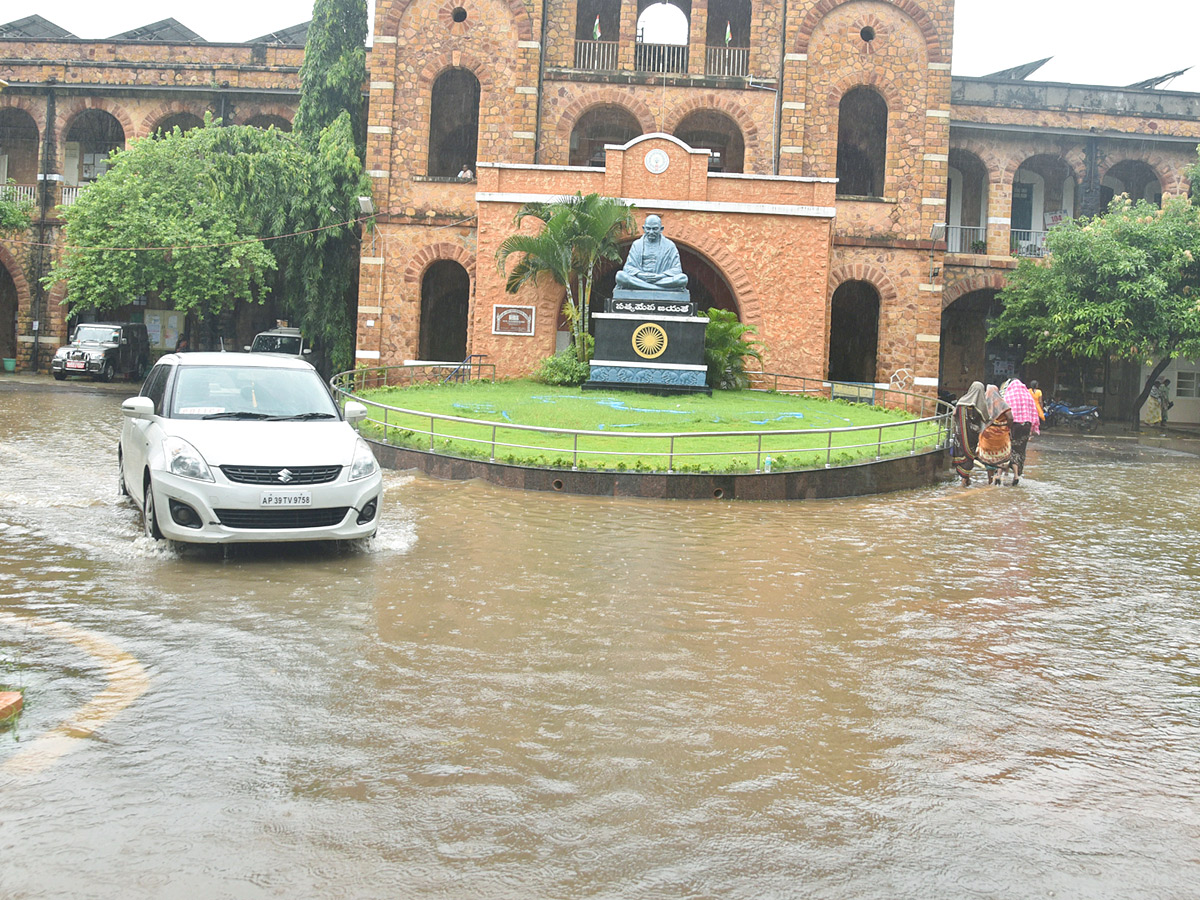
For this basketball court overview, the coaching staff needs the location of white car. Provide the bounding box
[119,352,382,545]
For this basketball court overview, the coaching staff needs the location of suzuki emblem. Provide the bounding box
[277,468,294,483]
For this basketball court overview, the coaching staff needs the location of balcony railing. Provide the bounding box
[705,45,749,77]
[60,185,84,207]
[574,39,619,71]
[1011,229,1048,257]
[635,41,688,75]
[946,224,987,254]
[1,184,38,205]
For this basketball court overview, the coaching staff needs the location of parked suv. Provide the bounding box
[246,326,308,356]
[52,322,151,382]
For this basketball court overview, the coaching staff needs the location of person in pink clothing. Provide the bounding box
[1002,377,1041,486]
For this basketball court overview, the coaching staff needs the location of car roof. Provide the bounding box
[165,352,317,371]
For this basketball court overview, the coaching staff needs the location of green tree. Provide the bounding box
[0,181,32,233]
[294,0,368,152]
[47,123,277,321]
[496,193,635,363]
[703,307,764,389]
[990,186,1200,429]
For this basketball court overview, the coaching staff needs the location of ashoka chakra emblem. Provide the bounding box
[632,323,668,359]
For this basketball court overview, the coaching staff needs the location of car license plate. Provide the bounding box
[66,361,85,369]
[260,491,312,507]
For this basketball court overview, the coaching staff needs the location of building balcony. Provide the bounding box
[705,45,749,77]
[635,41,688,75]
[946,224,988,254]
[574,39,620,72]
[1011,229,1048,257]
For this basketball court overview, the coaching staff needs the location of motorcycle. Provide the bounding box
[1044,398,1100,433]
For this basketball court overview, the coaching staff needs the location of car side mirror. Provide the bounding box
[302,348,312,355]
[243,345,251,352]
[121,337,128,345]
[344,400,368,424]
[121,396,156,420]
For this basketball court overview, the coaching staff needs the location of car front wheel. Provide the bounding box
[118,448,128,497]
[143,476,163,540]
[53,370,66,381]
[98,361,115,383]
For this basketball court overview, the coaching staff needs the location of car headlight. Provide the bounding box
[162,436,214,482]
[349,437,378,481]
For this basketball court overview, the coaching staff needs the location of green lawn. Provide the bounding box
[353,380,944,473]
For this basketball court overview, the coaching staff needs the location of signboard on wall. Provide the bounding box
[492,305,535,336]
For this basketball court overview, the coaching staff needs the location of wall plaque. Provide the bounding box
[492,305,535,336]
[644,148,670,174]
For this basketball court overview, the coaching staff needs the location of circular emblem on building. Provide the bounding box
[632,323,668,359]
[644,148,670,175]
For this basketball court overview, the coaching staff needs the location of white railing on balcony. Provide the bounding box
[574,39,620,71]
[1011,229,1048,257]
[60,185,83,207]
[635,41,688,74]
[1,184,38,205]
[705,45,749,77]
[946,224,988,254]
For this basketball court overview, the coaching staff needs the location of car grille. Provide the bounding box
[214,508,350,529]
[220,465,342,485]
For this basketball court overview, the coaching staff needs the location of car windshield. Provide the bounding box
[75,326,120,343]
[252,334,302,354]
[170,365,339,420]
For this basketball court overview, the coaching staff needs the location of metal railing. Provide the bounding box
[60,185,83,207]
[1011,229,1048,257]
[1,184,37,205]
[946,224,987,254]
[705,45,749,76]
[635,41,688,74]
[331,364,952,475]
[574,39,620,71]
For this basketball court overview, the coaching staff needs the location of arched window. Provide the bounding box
[946,149,990,252]
[65,109,125,186]
[0,108,40,186]
[243,114,292,132]
[568,105,641,167]
[152,112,204,137]
[674,109,744,173]
[1012,155,1077,256]
[1102,160,1162,208]
[428,68,480,178]
[828,281,879,383]
[420,260,471,361]
[705,0,751,76]
[636,0,691,74]
[836,87,887,198]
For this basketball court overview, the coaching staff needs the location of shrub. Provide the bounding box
[704,308,765,390]
[535,345,592,386]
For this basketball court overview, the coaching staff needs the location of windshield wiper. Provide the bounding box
[201,411,272,420]
[265,412,339,421]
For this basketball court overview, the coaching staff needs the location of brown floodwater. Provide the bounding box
[2,383,1199,899]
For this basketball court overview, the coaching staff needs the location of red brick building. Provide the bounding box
[2,2,1199,415]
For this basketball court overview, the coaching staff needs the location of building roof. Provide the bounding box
[107,18,204,42]
[248,22,310,46]
[0,15,77,40]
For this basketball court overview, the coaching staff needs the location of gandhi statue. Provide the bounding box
[615,215,689,292]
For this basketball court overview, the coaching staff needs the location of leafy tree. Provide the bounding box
[991,183,1200,428]
[47,123,277,321]
[496,193,635,363]
[294,0,368,153]
[0,182,32,233]
[703,307,764,389]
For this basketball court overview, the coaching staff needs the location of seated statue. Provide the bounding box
[615,215,689,292]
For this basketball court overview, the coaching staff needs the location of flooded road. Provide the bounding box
[3,382,1199,899]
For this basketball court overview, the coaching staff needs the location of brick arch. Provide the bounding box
[0,97,47,139]
[795,0,947,63]
[403,242,477,286]
[941,273,1008,311]
[826,70,905,114]
[382,0,534,41]
[949,141,1007,190]
[827,264,899,309]
[139,102,211,139]
[233,104,296,128]
[0,244,32,310]
[664,224,764,328]
[56,98,135,145]
[1001,151,1083,189]
[417,51,499,96]
[1099,152,1176,195]
[555,89,658,150]
[664,94,760,145]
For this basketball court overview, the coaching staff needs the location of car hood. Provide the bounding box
[163,419,361,467]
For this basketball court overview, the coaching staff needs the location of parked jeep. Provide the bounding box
[52,322,151,382]
[246,326,309,356]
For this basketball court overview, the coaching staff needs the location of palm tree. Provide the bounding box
[496,193,635,363]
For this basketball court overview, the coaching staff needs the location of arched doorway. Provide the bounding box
[1102,159,1162,208]
[152,112,204,136]
[419,260,470,361]
[568,105,641,167]
[836,87,887,197]
[428,68,480,177]
[64,109,125,185]
[938,289,1011,395]
[828,281,879,382]
[674,110,745,173]
[0,108,40,187]
[0,264,17,363]
[592,240,738,316]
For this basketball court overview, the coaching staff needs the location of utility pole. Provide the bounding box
[31,85,58,372]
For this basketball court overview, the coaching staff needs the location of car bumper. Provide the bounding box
[52,358,104,376]
[149,470,383,544]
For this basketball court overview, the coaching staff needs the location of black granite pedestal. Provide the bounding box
[584,289,711,395]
